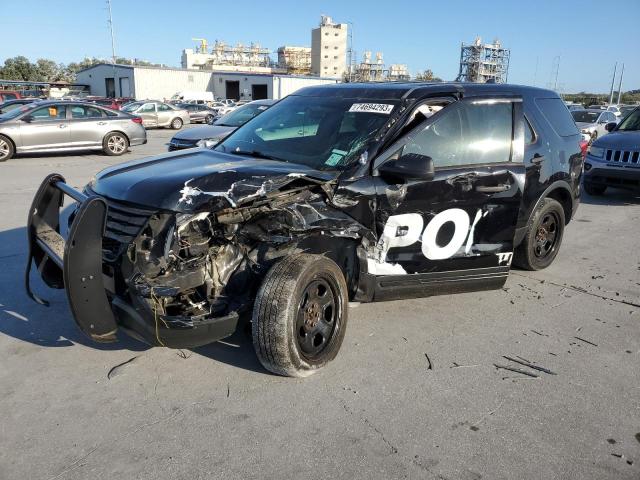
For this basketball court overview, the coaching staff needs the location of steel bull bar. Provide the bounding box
[25,173,118,342]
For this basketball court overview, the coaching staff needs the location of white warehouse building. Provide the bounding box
[76,64,337,101]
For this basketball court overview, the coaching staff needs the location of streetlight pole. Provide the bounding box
[608,62,617,106]
[107,0,116,64]
[616,63,625,105]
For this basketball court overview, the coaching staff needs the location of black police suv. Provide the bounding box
[26,83,583,377]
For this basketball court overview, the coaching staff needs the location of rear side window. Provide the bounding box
[535,98,579,137]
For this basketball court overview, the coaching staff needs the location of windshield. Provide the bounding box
[121,102,143,112]
[215,95,396,170]
[572,111,599,123]
[215,102,271,127]
[620,106,637,117]
[616,109,640,131]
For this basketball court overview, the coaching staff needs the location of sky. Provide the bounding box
[0,0,638,94]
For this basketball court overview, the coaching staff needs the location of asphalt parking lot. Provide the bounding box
[0,127,639,480]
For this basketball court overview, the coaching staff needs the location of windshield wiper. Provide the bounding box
[229,149,283,161]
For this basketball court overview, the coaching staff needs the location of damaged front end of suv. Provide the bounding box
[25,156,369,349]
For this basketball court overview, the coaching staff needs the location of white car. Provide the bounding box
[606,105,622,117]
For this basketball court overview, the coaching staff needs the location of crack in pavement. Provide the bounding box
[511,272,640,309]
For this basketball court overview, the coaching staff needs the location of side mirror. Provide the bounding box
[22,115,33,122]
[605,122,617,132]
[378,153,434,181]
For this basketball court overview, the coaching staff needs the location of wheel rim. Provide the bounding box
[173,119,182,128]
[107,135,126,154]
[296,278,338,359]
[206,115,213,124]
[0,139,9,159]
[534,211,560,258]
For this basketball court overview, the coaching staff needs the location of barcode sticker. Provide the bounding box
[348,103,394,114]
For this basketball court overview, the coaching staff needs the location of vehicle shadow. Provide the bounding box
[194,321,268,375]
[580,187,640,206]
[0,225,148,352]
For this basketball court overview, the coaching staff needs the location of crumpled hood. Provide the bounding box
[592,130,640,150]
[91,149,335,213]
[171,125,235,142]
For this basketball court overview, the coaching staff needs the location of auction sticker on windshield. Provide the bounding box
[348,103,394,114]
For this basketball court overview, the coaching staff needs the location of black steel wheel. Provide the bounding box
[252,254,348,377]
[514,197,565,271]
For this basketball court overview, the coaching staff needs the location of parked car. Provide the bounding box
[566,104,584,112]
[87,97,135,110]
[209,101,236,116]
[171,91,214,104]
[168,99,276,151]
[121,101,190,129]
[175,103,219,125]
[0,98,39,113]
[605,105,622,117]
[619,105,638,118]
[583,106,640,195]
[0,100,146,161]
[25,83,583,377]
[0,90,21,102]
[572,109,618,141]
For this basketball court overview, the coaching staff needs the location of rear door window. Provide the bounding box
[535,98,579,137]
[70,105,104,119]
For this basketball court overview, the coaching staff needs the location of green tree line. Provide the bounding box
[0,56,163,83]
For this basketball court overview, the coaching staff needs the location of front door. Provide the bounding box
[371,96,526,299]
[19,104,71,151]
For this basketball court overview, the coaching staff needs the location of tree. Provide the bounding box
[0,56,37,81]
[414,69,443,82]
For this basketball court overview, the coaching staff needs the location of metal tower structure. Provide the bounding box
[456,37,510,83]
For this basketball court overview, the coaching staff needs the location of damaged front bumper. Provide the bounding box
[25,174,239,348]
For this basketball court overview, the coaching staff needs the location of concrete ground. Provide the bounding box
[0,127,639,480]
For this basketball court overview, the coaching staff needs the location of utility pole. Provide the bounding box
[608,62,617,105]
[346,21,354,82]
[616,63,625,105]
[532,56,539,87]
[107,0,116,64]
[552,56,560,91]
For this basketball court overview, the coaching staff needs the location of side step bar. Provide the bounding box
[25,174,118,342]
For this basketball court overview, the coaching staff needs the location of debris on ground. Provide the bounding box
[107,356,139,380]
[574,336,598,347]
[424,353,433,370]
[494,364,539,378]
[502,355,557,375]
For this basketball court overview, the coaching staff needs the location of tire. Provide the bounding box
[514,198,565,271]
[0,135,14,162]
[171,118,183,130]
[583,182,606,196]
[205,114,214,125]
[102,132,128,156]
[252,254,349,377]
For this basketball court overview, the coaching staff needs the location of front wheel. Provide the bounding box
[103,132,129,156]
[252,254,349,377]
[205,114,214,125]
[514,198,565,271]
[171,118,183,130]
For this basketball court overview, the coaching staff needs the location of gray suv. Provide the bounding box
[0,101,147,162]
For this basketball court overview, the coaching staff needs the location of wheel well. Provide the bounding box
[546,187,573,224]
[104,130,129,144]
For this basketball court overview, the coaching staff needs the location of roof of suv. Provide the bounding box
[294,82,559,100]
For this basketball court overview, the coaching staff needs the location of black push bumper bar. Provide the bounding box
[25,173,119,342]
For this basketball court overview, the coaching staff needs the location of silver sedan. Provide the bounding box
[0,101,147,162]
[121,101,190,129]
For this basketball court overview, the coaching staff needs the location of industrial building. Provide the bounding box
[277,46,312,75]
[75,63,337,101]
[351,51,410,82]
[456,37,510,83]
[311,16,348,79]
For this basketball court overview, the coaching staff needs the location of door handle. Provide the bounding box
[475,184,511,193]
[58,124,67,129]
[531,153,544,164]
[97,121,107,125]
